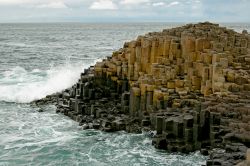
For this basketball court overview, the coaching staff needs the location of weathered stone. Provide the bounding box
[193,124,202,149]
[247,149,250,161]
[185,128,193,143]
[152,137,168,150]
[164,118,174,132]
[52,22,250,165]
[156,116,164,134]
[184,115,194,128]
[129,87,141,117]
[173,118,184,138]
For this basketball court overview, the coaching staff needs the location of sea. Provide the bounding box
[0,23,249,166]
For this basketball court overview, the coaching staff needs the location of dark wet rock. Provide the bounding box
[31,93,59,106]
[82,124,89,130]
[37,108,44,112]
[201,149,209,156]
[93,123,100,129]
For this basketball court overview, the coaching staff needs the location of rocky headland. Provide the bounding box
[34,22,250,166]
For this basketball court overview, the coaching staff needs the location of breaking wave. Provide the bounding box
[0,60,97,103]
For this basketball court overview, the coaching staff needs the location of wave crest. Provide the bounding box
[0,61,96,103]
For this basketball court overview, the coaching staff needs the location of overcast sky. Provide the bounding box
[0,0,249,23]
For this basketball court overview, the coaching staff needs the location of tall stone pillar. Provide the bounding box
[129,87,141,117]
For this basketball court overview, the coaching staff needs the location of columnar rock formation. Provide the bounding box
[53,22,250,165]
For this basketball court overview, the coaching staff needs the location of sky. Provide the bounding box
[0,0,249,23]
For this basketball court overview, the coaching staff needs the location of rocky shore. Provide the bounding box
[35,22,250,166]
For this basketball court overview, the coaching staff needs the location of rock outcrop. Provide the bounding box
[53,22,250,165]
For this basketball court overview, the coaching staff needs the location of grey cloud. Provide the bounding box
[0,0,249,22]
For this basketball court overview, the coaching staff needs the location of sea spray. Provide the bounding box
[0,60,98,103]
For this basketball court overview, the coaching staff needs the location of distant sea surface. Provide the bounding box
[0,23,249,166]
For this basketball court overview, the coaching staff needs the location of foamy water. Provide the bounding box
[0,61,98,103]
[0,102,207,166]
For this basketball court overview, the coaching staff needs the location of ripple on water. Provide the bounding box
[0,102,207,166]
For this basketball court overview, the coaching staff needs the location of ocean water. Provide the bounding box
[0,23,249,166]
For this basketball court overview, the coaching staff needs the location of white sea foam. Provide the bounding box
[0,60,98,103]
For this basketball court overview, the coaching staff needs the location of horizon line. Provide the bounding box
[0,21,250,24]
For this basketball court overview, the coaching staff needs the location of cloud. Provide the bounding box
[152,2,165,7]
[37,2,67,8]
[166,1,180,7]
[0,0,68,8]
[120,0,150,5]
[0,0,31,5]
[89,0,117,10]
[152,1,180,8]
[0,0,249,23]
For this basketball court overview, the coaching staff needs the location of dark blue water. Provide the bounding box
[0,23,249,165]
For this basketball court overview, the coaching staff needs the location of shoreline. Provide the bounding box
[34,22,250,166]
